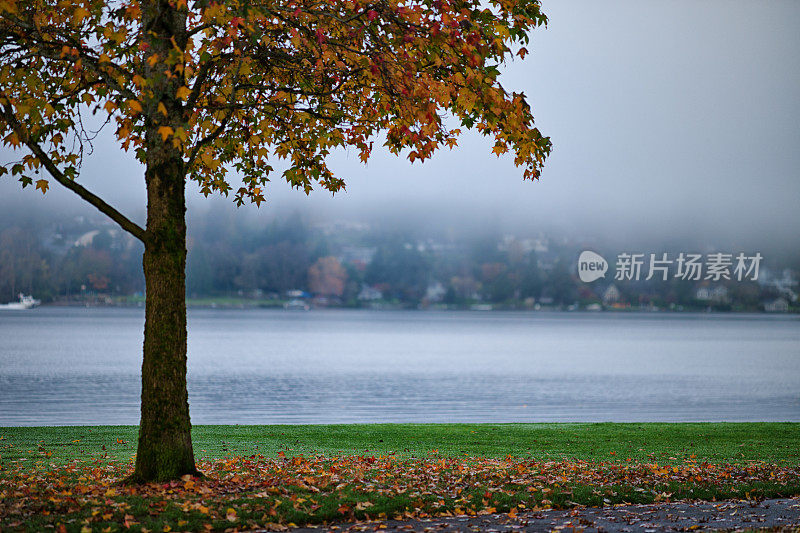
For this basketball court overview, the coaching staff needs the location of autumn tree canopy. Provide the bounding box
[1,0,550,209]
[0,0,550,482]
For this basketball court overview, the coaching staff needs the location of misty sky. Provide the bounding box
[1,0,799,249]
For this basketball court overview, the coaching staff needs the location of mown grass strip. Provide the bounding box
[2,423,799,467]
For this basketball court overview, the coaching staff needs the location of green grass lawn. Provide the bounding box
[2,422,799,466]
[2,423,799,532]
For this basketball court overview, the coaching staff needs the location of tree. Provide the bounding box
[365,241,430,302]
[0,0,551,481]
[234,242,311,294]
[0,225,49,300]
[308,255,346,297]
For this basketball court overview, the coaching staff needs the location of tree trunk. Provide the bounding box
[131,148,198,482]
[127,0,198,484]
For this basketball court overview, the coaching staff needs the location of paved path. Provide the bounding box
[291,498,800,532]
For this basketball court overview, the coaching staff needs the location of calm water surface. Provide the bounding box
[0,308,798,425]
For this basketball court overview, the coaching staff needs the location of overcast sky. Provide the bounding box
[2,0,799,249]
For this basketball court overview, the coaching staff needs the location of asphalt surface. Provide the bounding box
[289,498,800,532]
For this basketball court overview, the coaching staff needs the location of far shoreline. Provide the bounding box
[26,300,800,315]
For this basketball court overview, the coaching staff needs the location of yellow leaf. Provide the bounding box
[176,86,191,101]
[73,7,90,24]
[157,102,168,116]
[158,126,174,141]
[0,0,19,14]
[103,101,116,114]
[200,150,219,170]
[173,127,188,142]
[127,100,142,113]
[35,179,49,194]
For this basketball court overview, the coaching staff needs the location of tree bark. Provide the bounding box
[128,0,198,484]
[131,145,198,482]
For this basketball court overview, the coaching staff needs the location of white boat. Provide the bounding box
[283,299,310,311]
[0,293,41,310]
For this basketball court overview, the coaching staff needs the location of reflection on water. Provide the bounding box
[1,308,798,425]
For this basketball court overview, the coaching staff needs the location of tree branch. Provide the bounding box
[0,101,148,244]
[2,14,137,101]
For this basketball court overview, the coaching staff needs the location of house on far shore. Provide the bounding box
[425,281,447,303]
[357,285,383,302]
[696,284,728,303]
[74,229,101,247]
[764,297,790,313]
[285,289,311,300]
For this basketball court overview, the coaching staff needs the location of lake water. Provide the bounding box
[0,308,798,426]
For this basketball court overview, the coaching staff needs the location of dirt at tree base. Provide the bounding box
[288,497,800,532]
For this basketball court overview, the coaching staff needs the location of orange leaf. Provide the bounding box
[158,126,174,141]
[73,7,90,24]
